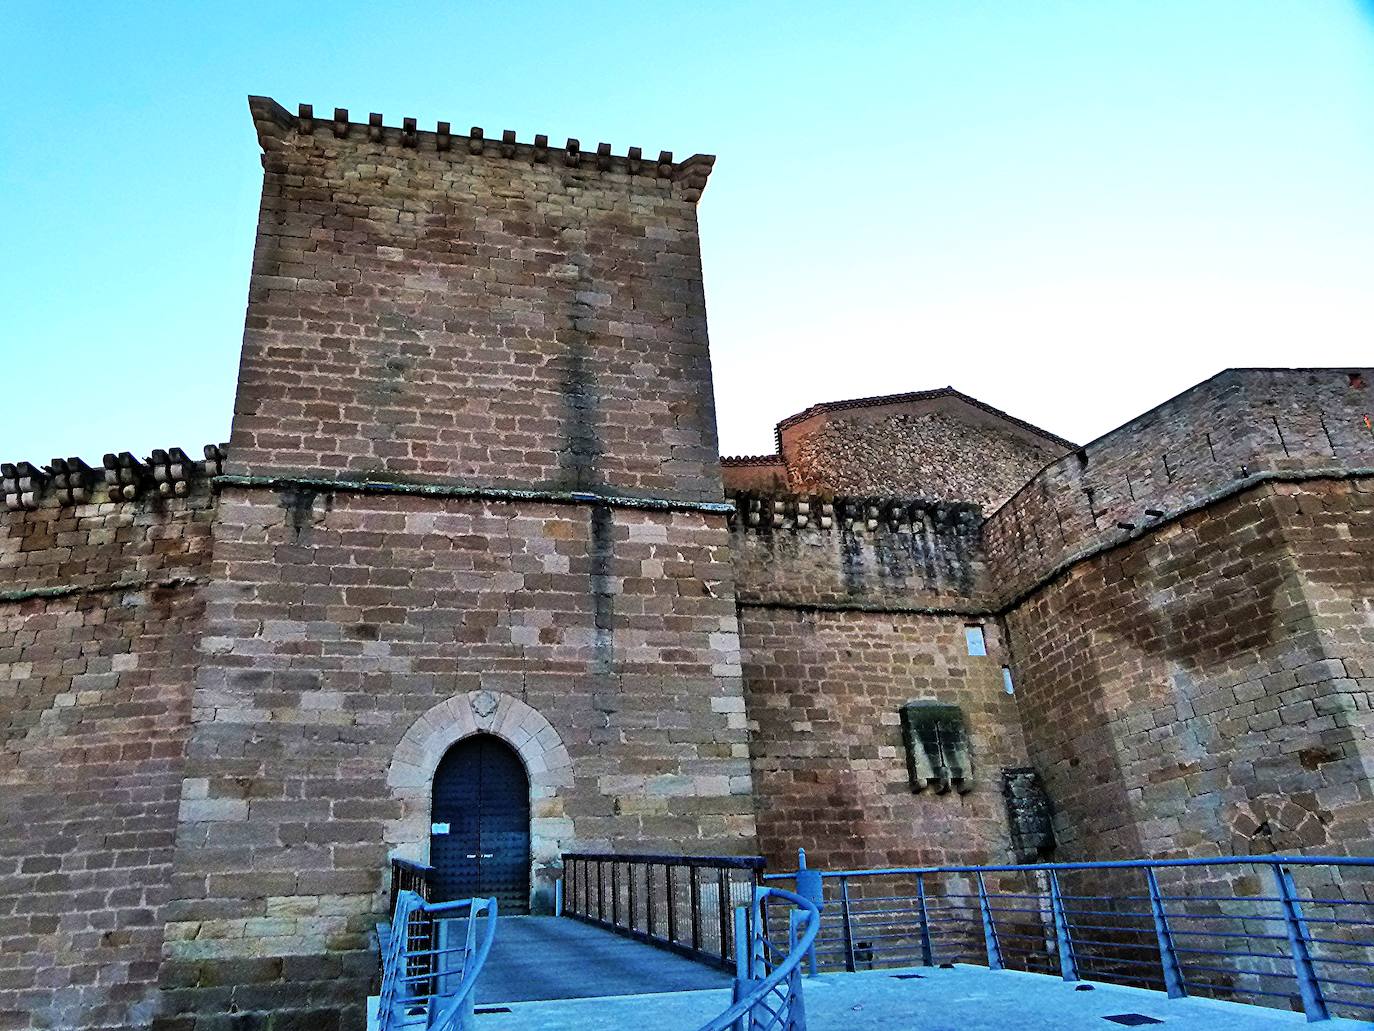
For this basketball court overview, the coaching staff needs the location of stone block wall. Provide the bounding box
[729,489,1023,870]
[728,491,990,612]
[1002,477,1374,862]
[0,479,215,1031]
[984,368,1374,605]
[154,98,752,1029]
[720,455,787,493]
[231,97,721,502]
[740,607,1026,871]
[777,391,1070,509]
[159,487,752,1029]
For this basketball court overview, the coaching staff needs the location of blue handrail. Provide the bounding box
[378,891,498,1031]
[695,886,821,1031]
[763,854,1374,880]
[763,852,1374,1023]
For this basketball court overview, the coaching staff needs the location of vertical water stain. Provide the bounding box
[588,503,616,675]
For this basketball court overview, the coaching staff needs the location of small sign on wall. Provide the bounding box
[431,822,451,835]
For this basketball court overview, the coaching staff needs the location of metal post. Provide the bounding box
[555,876,564,917]
[839,876,858,973]
[690,864,702,952]
[916,873,934,967]
[718,867,731,965]
[1048,870,1079,982]
[1272,863,1329,1022]
[647,863,657,939]
[734,905,750,978]
[612,861,621,929]
[977,872,1004,971]
[751,887,768,979]
[1145,867,1185,999]
[629,859,638,934]
[597,859,605,923]
[668,863,679,945]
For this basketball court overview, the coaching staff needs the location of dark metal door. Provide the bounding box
[430,735,531,913]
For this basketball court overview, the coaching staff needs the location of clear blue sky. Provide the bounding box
[2,1,1372,462]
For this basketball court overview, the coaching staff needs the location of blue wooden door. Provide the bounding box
[430,735,531,913]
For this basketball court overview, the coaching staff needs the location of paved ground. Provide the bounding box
[473,964,1374,1030]
[472,916,731,1004]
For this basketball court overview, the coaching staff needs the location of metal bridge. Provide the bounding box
[370,851,1374,1030]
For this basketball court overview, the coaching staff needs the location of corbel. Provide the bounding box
[49,457,93,505]
[1,461,46,511]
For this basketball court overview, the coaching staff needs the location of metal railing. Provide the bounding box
[561,851,766,968]
[377,891,497,1031]
[389,858,433,917]
[696,886,821,1031]
[765,853,1374,1022]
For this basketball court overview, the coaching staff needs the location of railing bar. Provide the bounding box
[1157,894,1283,903]
[1176,963,1299,980]
[1181,985,1303,1001]
[1312,955,1374,969]
[1171,948,1290,962]
[1068,937,1165,951]
[1060,921,1156,935]
[1321,996,1374,1011]
[1313,974,1374,990]
[1308,935,1374,948]
[1075,954,1174,968]
[1161,912,1285,923]
[1304,916,1374,927]
[1169,929,1290,941]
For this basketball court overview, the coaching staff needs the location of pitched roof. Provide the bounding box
[773,386,1076,453]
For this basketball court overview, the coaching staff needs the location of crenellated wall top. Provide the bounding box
[247,96,716,200]
[1,444,228,511]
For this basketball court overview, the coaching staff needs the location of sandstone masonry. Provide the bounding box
[1,93,1372,1030]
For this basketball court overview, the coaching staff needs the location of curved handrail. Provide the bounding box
[695,886,821,1031]
[379,891,498,1031]
[763,853,1374,881]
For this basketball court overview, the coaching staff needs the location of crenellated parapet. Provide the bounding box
[248,96,716,201]
[726,489,991,612]
[729,490,981,535]
[1,443,228,511]
[983,368,1374,605]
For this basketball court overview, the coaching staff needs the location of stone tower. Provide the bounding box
[157,98,753,1029]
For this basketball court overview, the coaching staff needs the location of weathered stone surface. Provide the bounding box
[3,88,1374,1031]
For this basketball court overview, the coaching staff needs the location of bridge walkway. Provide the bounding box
[461,915,731,1006]
[473,964,1374,1031]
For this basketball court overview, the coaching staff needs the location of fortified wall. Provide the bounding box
[989,370,1374,864]
[728,369,1374,880]
[0,450,223,1031]
[728,493,1028,871]
[3,89,1374,1031]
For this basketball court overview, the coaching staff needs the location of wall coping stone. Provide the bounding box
[215,473,736,514]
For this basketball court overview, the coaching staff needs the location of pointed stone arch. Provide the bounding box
[386,690,574,911]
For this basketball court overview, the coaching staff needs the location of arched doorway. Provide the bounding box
[430,734,532,913]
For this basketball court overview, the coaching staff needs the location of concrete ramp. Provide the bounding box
[471,916,731,1005]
